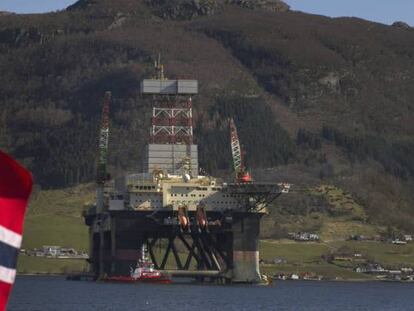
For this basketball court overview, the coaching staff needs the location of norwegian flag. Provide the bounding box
[0,151,33,311]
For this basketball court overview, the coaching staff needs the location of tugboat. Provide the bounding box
[104,244,171,284]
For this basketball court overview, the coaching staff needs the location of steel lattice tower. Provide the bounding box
[150,96,193,145]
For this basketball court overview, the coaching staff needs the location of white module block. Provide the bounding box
[177,80,198,94]
[141,79,198,94]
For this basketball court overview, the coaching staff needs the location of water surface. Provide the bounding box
[8,276,414,310]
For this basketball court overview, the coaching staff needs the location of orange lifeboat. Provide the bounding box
[196,206,208,229]
[178,206,189,230]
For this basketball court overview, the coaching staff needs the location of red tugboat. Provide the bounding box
[104,244,171,284]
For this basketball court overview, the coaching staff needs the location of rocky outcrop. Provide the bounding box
[392,21,411,29]
[108,13,128,30]
[227,0,290,13]
[145,0,289,20]
[144,0,222,20]
[0,11,15,16]
[66,0,289,19]
[0,27,44,46]
[66,0,98,11]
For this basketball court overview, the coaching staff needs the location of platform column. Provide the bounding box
[231,213,262,283]
[110,217,116,273]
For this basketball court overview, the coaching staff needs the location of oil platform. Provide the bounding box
[84,60,290,283]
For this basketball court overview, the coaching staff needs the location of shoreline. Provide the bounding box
[16,272,414,284]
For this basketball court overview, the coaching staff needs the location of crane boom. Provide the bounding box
[229,118,243,174]
[96,91,111,280]
[97,91,111,184]
[229,118,252,183]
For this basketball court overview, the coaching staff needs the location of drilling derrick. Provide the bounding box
[229,118,252,183]
[142,58,198,177]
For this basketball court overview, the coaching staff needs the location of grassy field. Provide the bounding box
[23,215,88,251]
[311,185,366,221]
[17,256,88,274]
[258,239,368,279]
[22,184,94,251]
[259,239,414,279]
[260,240,329,264]
[260,263,372,280]
[320,219,380,241]
[18,184,93,274]
[333,241,414,267]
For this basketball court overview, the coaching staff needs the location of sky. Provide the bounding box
[0,0,413,26]
[0,0,76,14]
[284,0,414,26]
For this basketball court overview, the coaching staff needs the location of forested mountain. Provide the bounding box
[0,0,413,230]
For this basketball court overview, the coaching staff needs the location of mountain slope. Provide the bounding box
[0,0,413,230]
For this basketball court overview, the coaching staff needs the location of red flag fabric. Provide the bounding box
[0,151,33,311]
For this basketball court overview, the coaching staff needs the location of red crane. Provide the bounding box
[229,118,252,183]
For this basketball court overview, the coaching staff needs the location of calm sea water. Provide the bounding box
[7,276,414,311]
